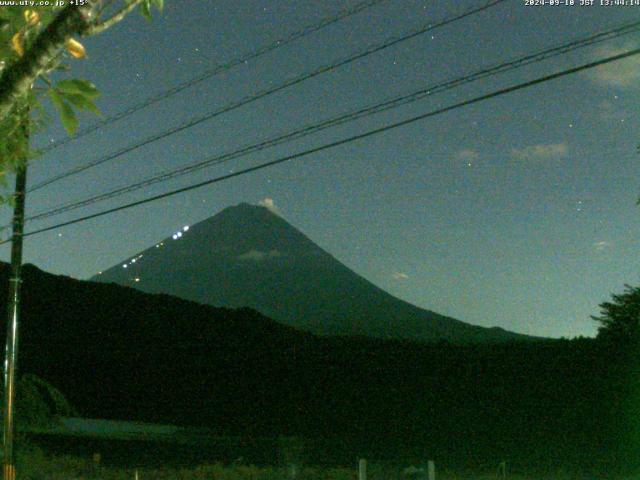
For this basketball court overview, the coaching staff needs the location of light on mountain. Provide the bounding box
[183,226,189,231]
[177,232,183,238]
[122,264,127,268]
[172,234,178,240]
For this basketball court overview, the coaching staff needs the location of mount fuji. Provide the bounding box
[93,203,532,343]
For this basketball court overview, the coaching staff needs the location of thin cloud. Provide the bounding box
[587,43,640,88]
[258,197,280,214]
[392,272,410,281]
[593,241,610,252]
[511,143,568,161]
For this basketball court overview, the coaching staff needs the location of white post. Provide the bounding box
[134,469,139,480]
[358,459,367,480]
[427,460,435,480]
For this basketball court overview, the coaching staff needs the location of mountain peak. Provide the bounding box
[217,202,279,218]
[223,202,270,213]
[189,202,319,256]
[94,204,535,343]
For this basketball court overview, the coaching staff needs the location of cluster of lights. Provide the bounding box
[120,225,190,271]
[122,253,144,269]
[172,225,189,240]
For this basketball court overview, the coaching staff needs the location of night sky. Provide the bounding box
[1,0,638,339]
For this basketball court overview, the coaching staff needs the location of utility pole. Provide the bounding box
[2,125,28,480]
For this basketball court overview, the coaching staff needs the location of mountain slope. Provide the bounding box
[94,203,531,343]
[1,263,314,429]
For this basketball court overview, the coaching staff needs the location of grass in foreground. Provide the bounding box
[15,448,638,480]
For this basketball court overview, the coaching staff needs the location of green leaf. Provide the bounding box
[140,0,152,21]
[0,43,14,61]
[59,103,78,135]
[60,92,101,116]
[48,89,78,135]
[56,79,99,99]
[0,10,24,25]
[47,88,64,111]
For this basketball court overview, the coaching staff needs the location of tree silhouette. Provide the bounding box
[592,284,640,343]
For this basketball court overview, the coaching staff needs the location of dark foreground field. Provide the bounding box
[5,264,640,478]
[16,446,631,480]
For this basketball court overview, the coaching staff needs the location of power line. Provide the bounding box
[36,0,389,154]
[29,0,507,192]
[25,19,640,223]
[11,47,639,243]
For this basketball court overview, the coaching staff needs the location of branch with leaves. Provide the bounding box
[0,4,92,123]
[0,0,162,178]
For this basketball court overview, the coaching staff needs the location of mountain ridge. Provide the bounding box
[0,262,625,472]
[93,203,536,343]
